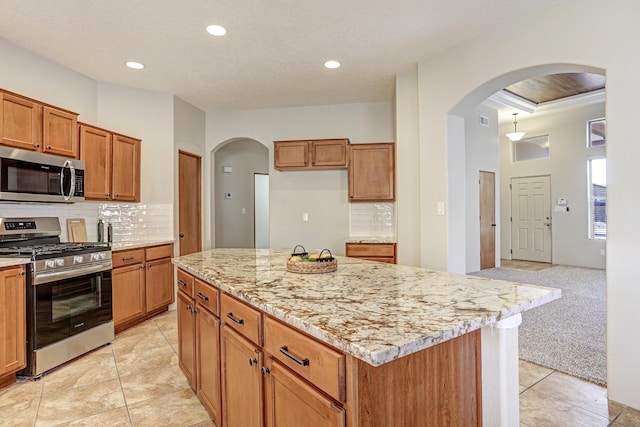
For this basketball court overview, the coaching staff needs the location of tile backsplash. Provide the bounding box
[0,202,173,243]
[348,202,395,238]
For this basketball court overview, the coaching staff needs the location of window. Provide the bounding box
[588,158,607,239]
[513,135,550,162]
[588,118,606,147]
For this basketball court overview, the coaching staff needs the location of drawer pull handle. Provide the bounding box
[178,280,188,287]
[280,346,310,367]
[226,312,245,325]
[196,292,209,302]
[122,256,135,261]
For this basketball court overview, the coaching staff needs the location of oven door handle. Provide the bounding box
[33,261,112,285]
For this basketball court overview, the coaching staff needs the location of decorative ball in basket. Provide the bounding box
[287,245,337,274]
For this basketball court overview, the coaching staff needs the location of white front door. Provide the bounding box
[511,176,552,263]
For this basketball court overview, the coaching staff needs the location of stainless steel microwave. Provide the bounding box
[0,147,85,203]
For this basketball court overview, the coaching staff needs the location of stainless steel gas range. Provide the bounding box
[0,217,113,377]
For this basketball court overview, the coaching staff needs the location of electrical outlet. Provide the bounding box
[303,213,309,222]
[437,202,445,216]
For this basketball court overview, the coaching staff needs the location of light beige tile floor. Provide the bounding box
[1,311,639,426]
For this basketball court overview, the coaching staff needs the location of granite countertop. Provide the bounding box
[172,249,560,367]
[0,257,32,268]
[111,240,175,251]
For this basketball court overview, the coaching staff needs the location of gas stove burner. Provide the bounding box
[0,242,111,258]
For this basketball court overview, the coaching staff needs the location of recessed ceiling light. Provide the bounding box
[206,25,227,36]
[125,61,144,70]
[324,60,341,69]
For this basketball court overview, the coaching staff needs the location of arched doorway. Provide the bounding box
[212,138,269,248]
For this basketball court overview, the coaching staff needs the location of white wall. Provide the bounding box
[96,82,174,204]
[465,104,500,273]
[206,102,394,255]
[395,0,640,409]
[499,103,606,269]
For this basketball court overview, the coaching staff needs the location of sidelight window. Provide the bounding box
[588,158,607,239]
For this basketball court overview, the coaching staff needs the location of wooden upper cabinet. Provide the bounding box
[0,90,78,158]
[42,106,78,158]
[80,125,141,202]
[80,124,112,200]
[348,143,395,202]
[274,138,349,171]
[112,134,140,202]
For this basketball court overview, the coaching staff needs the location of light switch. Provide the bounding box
[437,202,445,216]
[241,208,246,214]
[302,213,309,222]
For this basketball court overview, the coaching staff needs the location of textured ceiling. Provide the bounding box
[0,0,563,111]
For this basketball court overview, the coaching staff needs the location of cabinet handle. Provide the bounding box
[178,280,188,288]
[46,145,52,149]
[279,346,310,367]
[261,367,271,376]
[122,256,135,261]
[34,144,40,148]
[249,357,258,366]
[186,305,192,311]
[226,312,245,325]
[196,292,209,302]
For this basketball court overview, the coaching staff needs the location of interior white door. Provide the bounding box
[511,176,552,263]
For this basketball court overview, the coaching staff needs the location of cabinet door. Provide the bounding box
[43,106,78,158]
[311,139,348,168]
[274,141,309,170]
[112,263,145,327]
[145,257,174,313]
[221,325,263,427]
[264,358,345,427]
[112,134,141,202]
[348,143,395,201]
[0,92,41,151]
[79,124,112,200]
[197,306,221,424]
[178,291,196,387]
[0,266,26,376]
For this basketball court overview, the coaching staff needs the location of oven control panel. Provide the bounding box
[4,220,37,230]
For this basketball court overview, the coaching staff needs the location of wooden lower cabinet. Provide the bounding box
[178,291,197,386]
[221,325,264,427]
[112,263,145,326]
[264,358,345,427]
[196,300,221,423]
[345,242,397,264]
[112,244,174,332]
[0,265,26,388]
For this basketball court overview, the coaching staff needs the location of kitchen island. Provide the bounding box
[173,249,560,427]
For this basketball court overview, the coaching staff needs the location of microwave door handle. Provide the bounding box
[61,160,76,201]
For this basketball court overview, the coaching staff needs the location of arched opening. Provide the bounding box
[448,64,607,387]
[212,137,269,248]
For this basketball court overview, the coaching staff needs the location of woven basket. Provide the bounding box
[286,258,337,274]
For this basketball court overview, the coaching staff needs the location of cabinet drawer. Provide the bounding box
[221,293,262,346]
[112,249,145,268]
[264,317,345,403]
[195,278,219,316]
[177,269,195,298]
[146,244,172,261]
[345,243,395,258]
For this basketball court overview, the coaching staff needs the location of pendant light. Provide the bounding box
[506,113,526,142]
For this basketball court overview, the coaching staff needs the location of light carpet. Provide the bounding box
[470,265,606,385]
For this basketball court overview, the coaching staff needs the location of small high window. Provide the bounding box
[588,118,606,148]
[513,135,550,162]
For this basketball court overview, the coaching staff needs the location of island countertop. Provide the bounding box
[172,248,560,366]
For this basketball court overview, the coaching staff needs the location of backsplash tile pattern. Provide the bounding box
[348,202,395,238]
[0,202,173,243]
[98,203,173,243]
